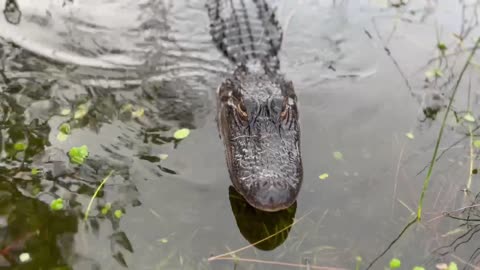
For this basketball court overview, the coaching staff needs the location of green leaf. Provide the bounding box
[434,69,444,77]
[68,145,89,165]
[14,142,26,151]
[114,210,123,219]
[159,154,169,160]
[101,203,111,215]
[173,128,190,140]
[333,151,343,160]
[413,267,425,270]
[60,108,71,116]
[132,108,144,118]
[318,173,329,180]
[406,132,414,139]
[50,198,64,211]
[74,104,89,119]
[464,113,476,122]
[158,238,168,243]
[120,103,133,113]
[448,262,458,270]
[474,140,480,148]
[31,168,40,175]
[59,123,71,134]
[437,42,447,52]
[425,68,444,78]
[389,258,401,269]
[56,132,69,142]
[355,256,362,262]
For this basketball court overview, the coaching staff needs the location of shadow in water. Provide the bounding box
[228,186,296,251]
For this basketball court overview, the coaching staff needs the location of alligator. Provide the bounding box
[206,0,303,212]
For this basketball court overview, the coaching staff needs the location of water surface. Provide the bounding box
[1,0,480,269]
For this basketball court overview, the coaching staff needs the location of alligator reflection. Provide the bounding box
[228,186,296,251]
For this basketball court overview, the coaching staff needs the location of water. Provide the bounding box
[1,0,480,269]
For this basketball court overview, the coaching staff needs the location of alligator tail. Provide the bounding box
[206,0,283,71]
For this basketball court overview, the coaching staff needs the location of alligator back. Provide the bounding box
[206,0,283,72]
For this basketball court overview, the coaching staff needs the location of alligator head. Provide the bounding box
[217,61,303,212]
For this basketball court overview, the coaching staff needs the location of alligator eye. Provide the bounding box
[236,102,248,120]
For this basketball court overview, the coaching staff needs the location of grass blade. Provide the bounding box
[84,170,115,221]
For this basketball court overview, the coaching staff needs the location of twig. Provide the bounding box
[450,254,480,270]
[392,135,407,217]
[210,257,347,270]
[426,203,480,223]
[370,18,414,96]
[416,125,480,176]
[365,218,418,270]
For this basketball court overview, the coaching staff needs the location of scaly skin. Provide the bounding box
[208,0,303,211]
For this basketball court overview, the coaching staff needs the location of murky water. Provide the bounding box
[1,0,480,269]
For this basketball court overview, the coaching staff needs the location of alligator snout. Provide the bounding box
[244,178,298,212]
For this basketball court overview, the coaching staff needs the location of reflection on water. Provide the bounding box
[1,0,480,269]
[228,186,296,251]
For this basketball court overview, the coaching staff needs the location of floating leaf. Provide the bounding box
[60,108,71,116]
[437,42,447,52]
[31,168,40,175]
[19,252,31,263]
[101,203,111,215]
[436,263,448,270]
[406,132,414,139]
[318,173,329,180]
[68,145,89,165]
[159,154,169,160]
[173,128,190,140]
[474,140,480,148]
[56,132,69,142]
[413,267,425,270]
[74,104,89,119]
[333,151,343,160]
[158,238,168,244]
[120,103,133,113]
[448,262,458,270]
[425,68,444,78]
[50,198,64,211]
[389,258,401,269]
[464,113,476,122]
[59,123,71,134]
[14,142,26,151]
[114,210,123,219]
[132,108,144,118]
